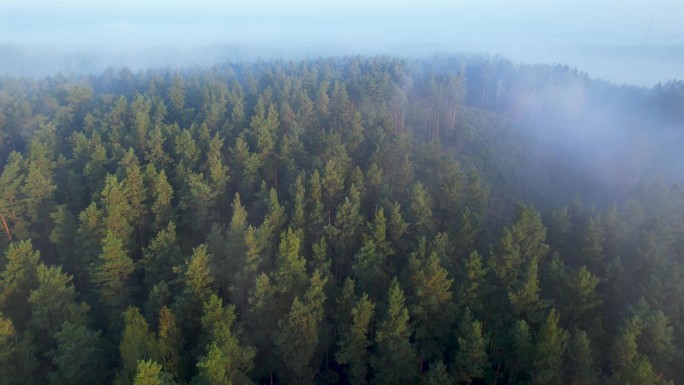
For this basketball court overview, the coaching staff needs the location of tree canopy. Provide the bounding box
[0,55,682,384]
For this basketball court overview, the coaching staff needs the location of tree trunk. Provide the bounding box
[1,213,12,241]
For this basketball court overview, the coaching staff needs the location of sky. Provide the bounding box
[1,0,683,85]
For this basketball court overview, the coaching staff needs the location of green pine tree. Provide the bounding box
[371,278,418,385]
[0,241,41,323]
[532,310,568,385]
[564,329,598,385]
[156,306,184,382]
[274,271,328,385]
[411,252,455,365]
[452,309,488,384]
[49,322,105,385]
[336,293,375,385]
[91,231,135,312]
[117,307,159,385]
[198,294,255,385]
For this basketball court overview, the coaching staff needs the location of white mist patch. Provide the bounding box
[503,74,683,204]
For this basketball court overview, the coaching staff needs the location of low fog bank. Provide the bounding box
[492,43,684,87]
[504,78,684,207]
[0,45,252,77]
[1,43,683,87]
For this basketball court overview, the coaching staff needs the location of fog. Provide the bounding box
[492,67,684,207]
[2,0,683,86]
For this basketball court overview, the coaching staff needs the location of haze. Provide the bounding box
[1,0,683,85]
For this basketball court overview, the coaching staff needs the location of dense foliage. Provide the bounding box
[0,55,683,385]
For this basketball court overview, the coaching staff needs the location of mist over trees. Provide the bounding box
[0,55,683,385]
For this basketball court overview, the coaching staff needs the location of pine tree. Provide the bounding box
[433,157,462,232]
[231,224,265,312]
[274,271,327,385]
[430,232,454,274]
[245,273,277,379]
[193,343,232,385]
[259,187,287,258]
[562,265,602,328]
[205,133,229,208]
[532,310,568,385]
[452,309,488,384]
[174,129,199,170]
[564,329,598,385]
[369,207,393,264]
[411,252,455,365]
[640,309,676,375]
[614,357,673,385]
[457,250,488,315]
[307,169,326,242]
[505,320,533,384]
[181,244,215,303]
[28,264,88,349]
[118,307,159,385]
[322,159,345,216]
[149,167,175,233]
[424,361,454,385]
[145,281,173,328]
[130,94,152,153]
[489,225,546,324]
[454,207,477,257]
[49,205,77,270]
[336,293,375,385]
[508,255,544,322]
[0,314,40,385]
[250,100,279,184]
[101,174,134,246]
[218,194,248,298]
[335,278,357,330]
[145,124,171,170]
[120,148,148,238]
[272,227,307,308]
[49,322,105,385]
[353,238,388,302]
[489,228,521,289]
[290,174,306,231]
[608,301,677,380]
[83,137,109,195]
[91,231,135,311]
[387,201,409,256]
[0,152,28,244]
[198,295,254,385]
[133,360,168,385]
[463,170,488,217]
[609,314,641,373]
[372,278,417,385]
[168,73,186,120]
[156,306,183,382]
[510,204,549,263]
[232,136,260,201]
[179,171,216,237]
[22,138,57,236]
[142,222,182,291]
[1,241,40,311]
[330,184,363,275]
[409,181,434,240]
[75,202,103,279]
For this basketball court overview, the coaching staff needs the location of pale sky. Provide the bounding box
[1,0,683,84]
[2,0,682,46]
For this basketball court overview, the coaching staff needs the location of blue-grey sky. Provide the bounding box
[1,0,683,84]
